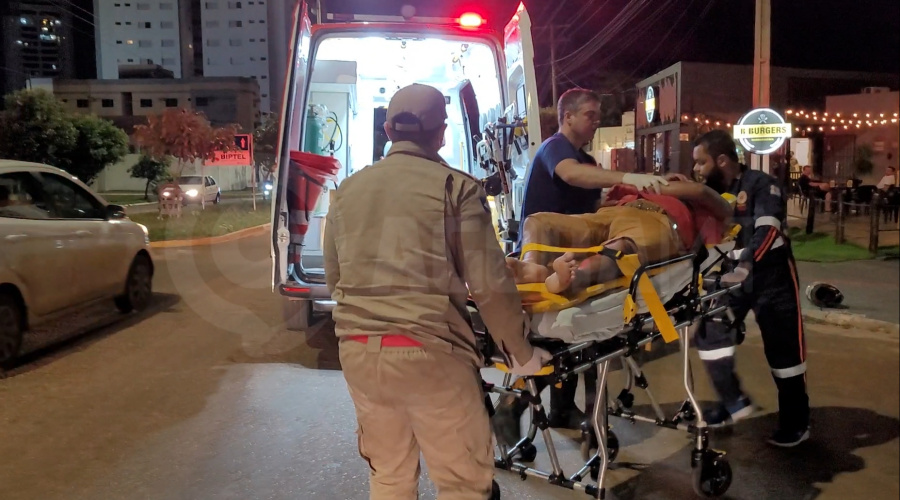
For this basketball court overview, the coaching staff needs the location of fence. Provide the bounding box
[789,187,900,253]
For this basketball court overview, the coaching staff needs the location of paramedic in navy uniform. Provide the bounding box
[493,88,669,437]
[691,129,811,448]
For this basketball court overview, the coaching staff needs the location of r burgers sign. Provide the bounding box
[733,108,792,155]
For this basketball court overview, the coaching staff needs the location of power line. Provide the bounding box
[56,0,94,20]
[606,0,702,91]
[554,0,654,74]
[48,0,96,28]
[562,0,677,75]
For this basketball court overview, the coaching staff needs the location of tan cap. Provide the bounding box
[386,84,448,132]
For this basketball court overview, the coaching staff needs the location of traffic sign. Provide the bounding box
[208,134,253,166]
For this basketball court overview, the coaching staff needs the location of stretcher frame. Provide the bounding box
[473,245,743,499]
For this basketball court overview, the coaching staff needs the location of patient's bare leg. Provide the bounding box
[571,238,638,291]
[545,252,578,293]
[506,257,551,284]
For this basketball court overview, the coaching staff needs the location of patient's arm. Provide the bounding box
[655,180,733,221]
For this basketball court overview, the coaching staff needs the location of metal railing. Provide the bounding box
[792,188,900,253]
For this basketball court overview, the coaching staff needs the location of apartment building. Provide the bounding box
[0,0,75,98]
[52,76,261,132]
[92,0,195,79]
[200,0,271,112]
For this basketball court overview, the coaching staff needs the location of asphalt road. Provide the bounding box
[1,234,898,500]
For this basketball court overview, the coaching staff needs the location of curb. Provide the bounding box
[801,309,900,334]
[149,223,271,248]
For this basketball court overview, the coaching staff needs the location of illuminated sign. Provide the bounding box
[645,86,658,124]
[208,134,253,166]
[733,108,792,155]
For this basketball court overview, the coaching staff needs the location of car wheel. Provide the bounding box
[115,254,153,313]
[214,192,221,204]
[0,293,24,373]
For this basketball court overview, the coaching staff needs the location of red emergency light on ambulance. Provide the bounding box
[271,2,541,329]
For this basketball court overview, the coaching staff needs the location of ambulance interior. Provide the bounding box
[297,35,512,269]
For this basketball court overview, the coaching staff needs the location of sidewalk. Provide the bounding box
[796,259,900,326]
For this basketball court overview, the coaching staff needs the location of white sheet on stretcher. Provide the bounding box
[529,242,736,344]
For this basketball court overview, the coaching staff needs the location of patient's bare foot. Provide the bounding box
[545,253,578,293]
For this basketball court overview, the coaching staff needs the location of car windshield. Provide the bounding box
[178,176,203,185]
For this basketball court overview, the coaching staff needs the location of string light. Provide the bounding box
[675,110,898,132]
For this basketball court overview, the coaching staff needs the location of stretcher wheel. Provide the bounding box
[518,443,538,462]
[691,452,732,497]
[580,430,619,463]
[491,480,501,499]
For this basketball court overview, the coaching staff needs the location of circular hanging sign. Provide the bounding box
[733,108,793,155]
[645,86,658,124]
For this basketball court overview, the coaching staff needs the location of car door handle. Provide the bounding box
[4,234,27,242]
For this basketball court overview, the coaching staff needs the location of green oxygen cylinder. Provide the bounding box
[304,105,326,155]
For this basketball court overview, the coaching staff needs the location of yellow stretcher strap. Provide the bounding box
[515,243,680,343]
[493,362,555,376]
[614,254,679,344]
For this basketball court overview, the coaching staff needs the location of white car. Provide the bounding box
[160,175,221,205]
[0,160,154,372]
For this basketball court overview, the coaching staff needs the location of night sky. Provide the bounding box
[63,0,900,104]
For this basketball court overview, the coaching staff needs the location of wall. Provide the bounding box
[94,154,252,192]
[53,77,261,131]
[636,64,682,174]
[201,0,271,111]
[94,0,183,79]
[825,91,900,184]
[592,112,635,170]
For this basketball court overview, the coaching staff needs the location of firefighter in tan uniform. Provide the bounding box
[324,83,551,500]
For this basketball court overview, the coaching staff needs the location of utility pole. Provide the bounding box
[535,24,571,105]
[753,0,772,173]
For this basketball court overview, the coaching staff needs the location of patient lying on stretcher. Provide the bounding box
[505,179,736,296]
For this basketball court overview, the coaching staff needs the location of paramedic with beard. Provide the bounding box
[324,83,552,500]
[691,130,810,448]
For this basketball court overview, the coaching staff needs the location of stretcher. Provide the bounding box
[470,238,745,499]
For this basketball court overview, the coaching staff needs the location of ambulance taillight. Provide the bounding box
[457,13,485,28]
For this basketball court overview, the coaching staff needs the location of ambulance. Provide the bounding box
[271,2,542,329]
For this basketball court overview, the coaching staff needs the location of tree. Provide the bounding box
[66,114,130,184]
[133,108,238,207]
[253,112,279,182]
[0,89,77,169]
[129,155,170,200]
[540,107,559,139]
[0,89,129,185]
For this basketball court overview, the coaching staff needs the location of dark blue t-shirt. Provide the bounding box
[517,134,602,247]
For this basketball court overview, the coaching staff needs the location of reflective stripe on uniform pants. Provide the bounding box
[697,346,736,361]
[772,362,807,379]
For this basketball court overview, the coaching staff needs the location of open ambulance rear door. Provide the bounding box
[495,2,542,244]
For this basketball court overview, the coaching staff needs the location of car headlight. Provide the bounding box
[264,182,273,190]
[162,191,171,198]
[185,189,199,197]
